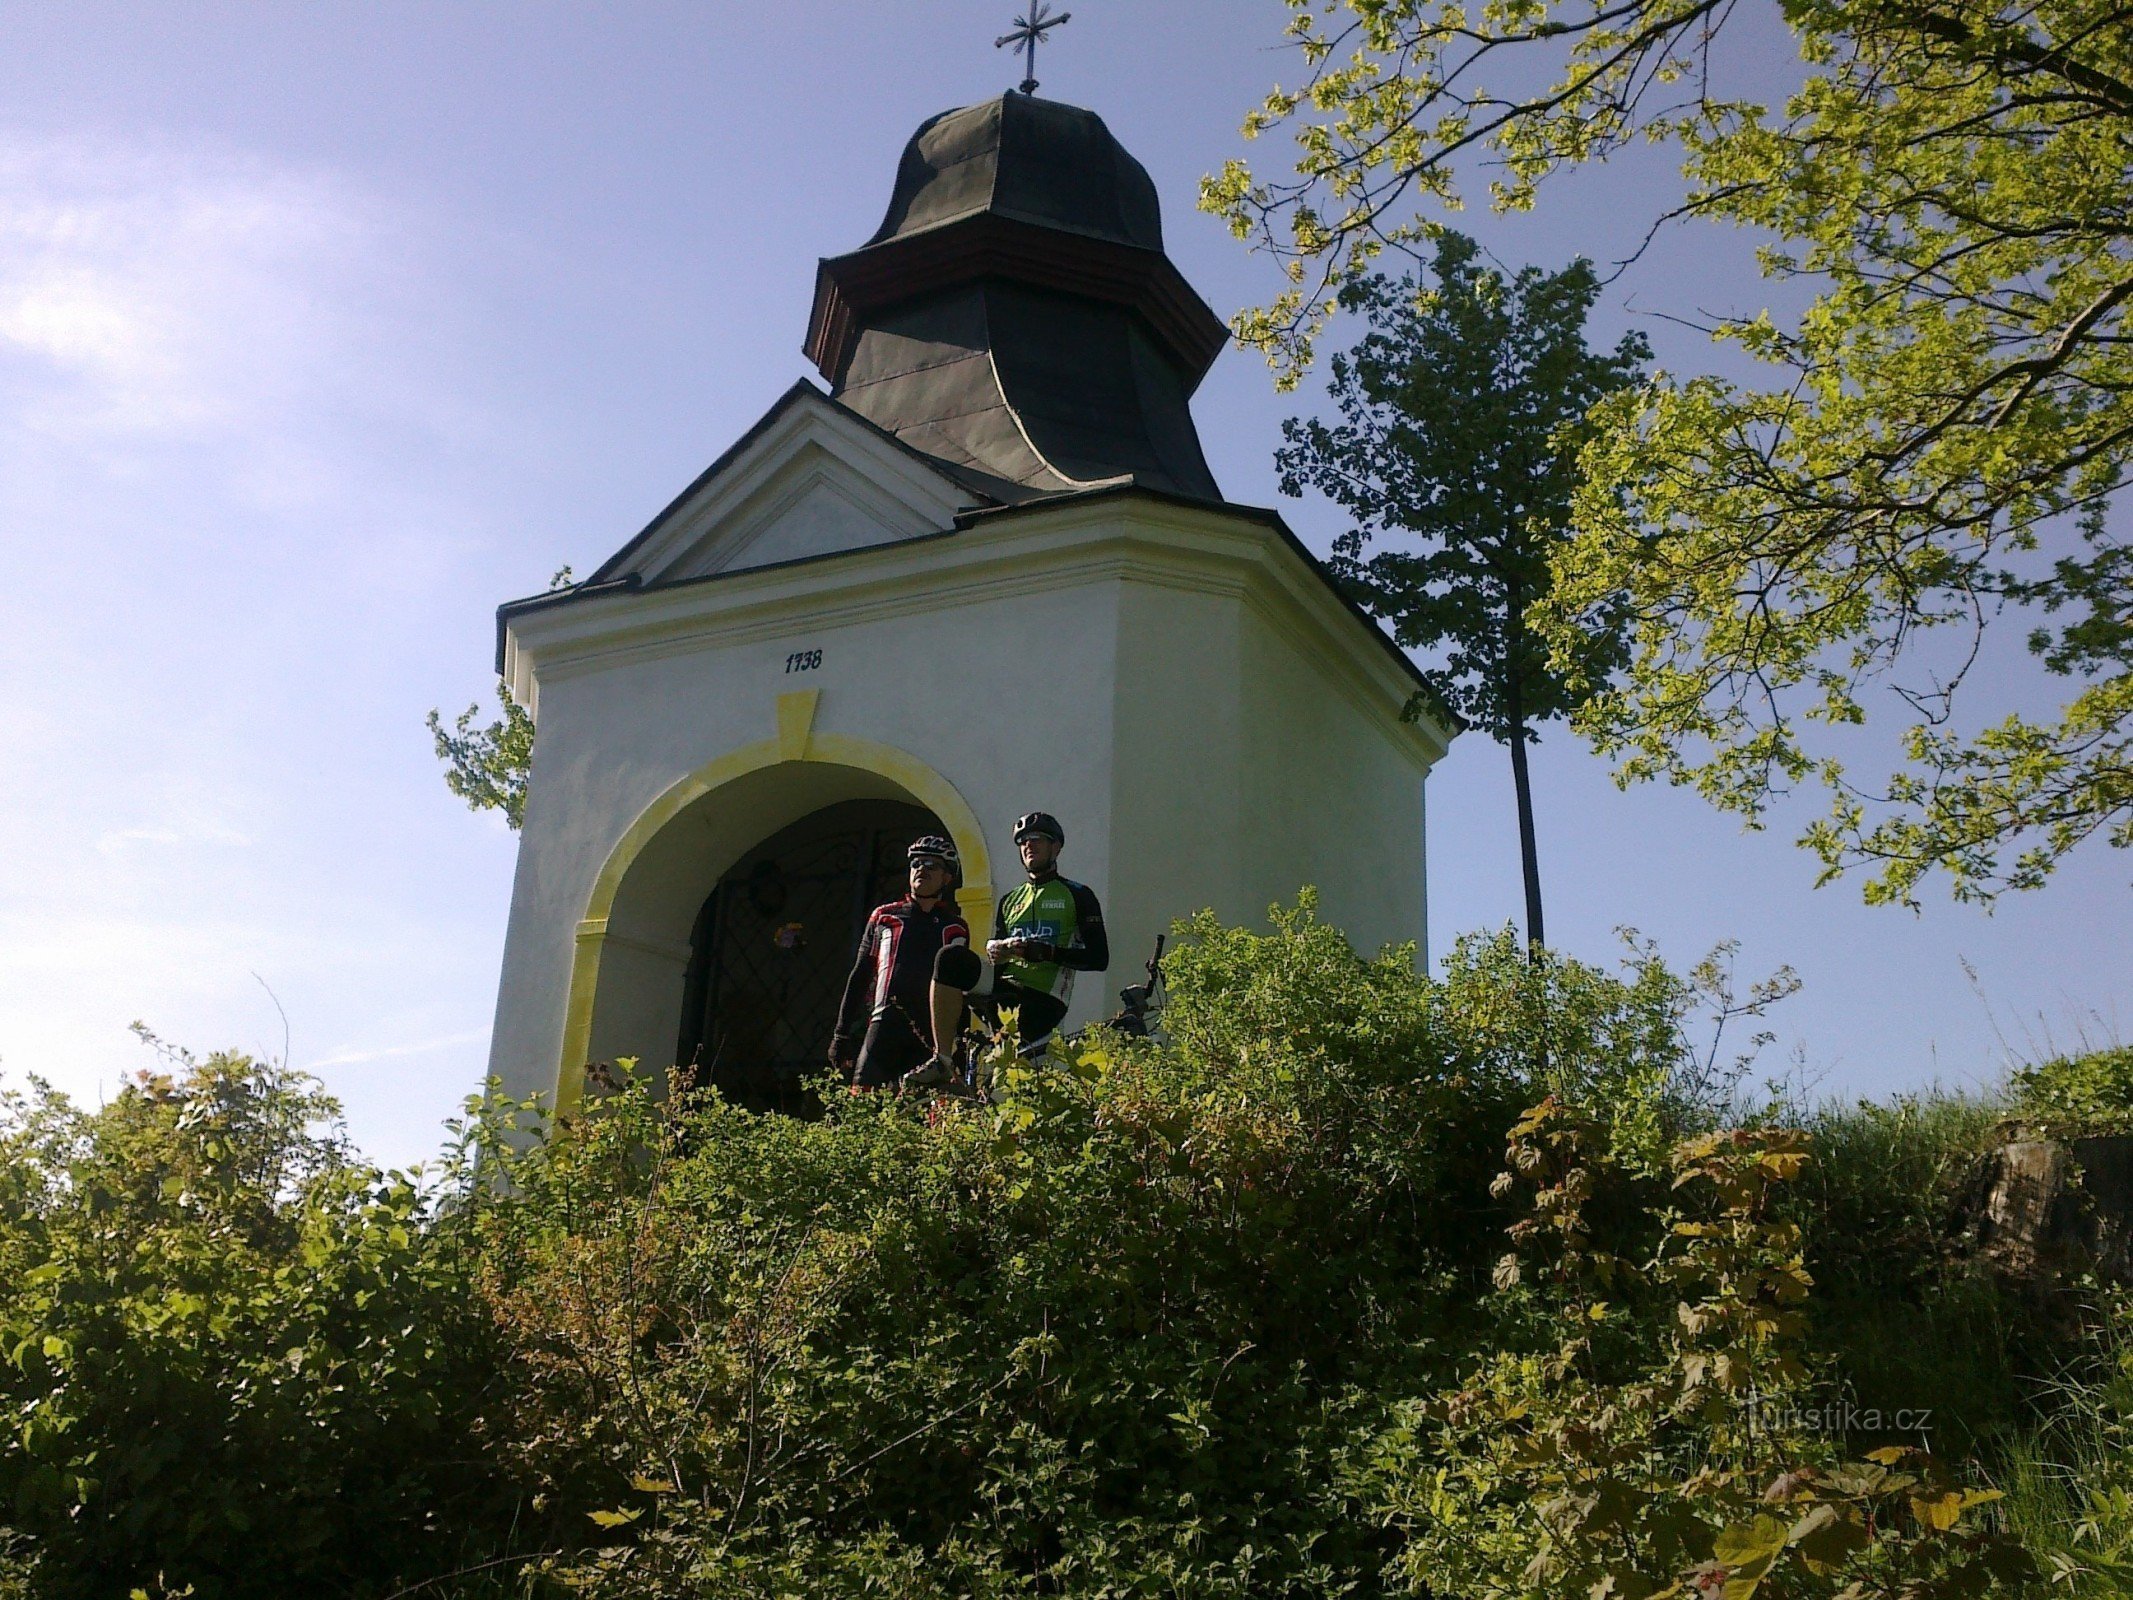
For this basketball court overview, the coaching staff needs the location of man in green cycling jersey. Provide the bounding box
[909,810,1108,1089]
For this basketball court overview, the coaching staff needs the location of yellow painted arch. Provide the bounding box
[555,691,993,1112]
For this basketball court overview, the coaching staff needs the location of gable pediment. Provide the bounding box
[592,384,980,587]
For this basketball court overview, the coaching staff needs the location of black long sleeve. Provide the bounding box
[1058,881,1108,972]
[832,916,878,1049]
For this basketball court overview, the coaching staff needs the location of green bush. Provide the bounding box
[459,906,1963,1596]
[461,905,1748,1595]
[2011,1045,2133,1133]
[1373,1104,2033,1599]
[0,1051,522,1600]
[0,903,2087,1597]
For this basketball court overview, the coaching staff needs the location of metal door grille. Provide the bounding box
[677,800,939,1112]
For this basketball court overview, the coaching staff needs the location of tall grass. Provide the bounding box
[1776,1064,2133,1586]
[1997,1291,2133,1596]
[1769,1090,2023,1449]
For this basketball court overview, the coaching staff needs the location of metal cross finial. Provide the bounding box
[995,2,1070,97]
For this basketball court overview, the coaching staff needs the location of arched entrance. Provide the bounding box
[557,697,993,1113]
[675,798,942,1111]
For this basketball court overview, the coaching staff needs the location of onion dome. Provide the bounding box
[804,95,1227,502]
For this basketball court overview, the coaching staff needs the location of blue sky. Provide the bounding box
[1,2,2123,1167]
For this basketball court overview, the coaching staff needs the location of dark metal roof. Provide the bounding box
[805,94,1228,504]
[869,95,1164,252]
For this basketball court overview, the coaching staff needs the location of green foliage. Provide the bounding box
[1786,1095,2007,1268]
[456,901,1753,1596]
[0,1531,37,1599]
[2010,1045,2133,1133]
[427,682,535,829]
[1777,1093,2026,1451]
[1375,1102,2037,1599]
[1279,240,1649,747]
[1206,0,2133,905]
[0,906,2105,1595]
[428,565,571,830]
[1999,1290,2133,1596]
[0,1049,518,1600]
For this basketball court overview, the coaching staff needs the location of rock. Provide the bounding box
[1963,1128,2133,1287]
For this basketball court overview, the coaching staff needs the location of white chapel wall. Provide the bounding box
[1239,601,1429,964]
[1104,575,1250,971]
[488,561,1127,1105]
[489,494,1445,1110]
[1101,564,1430,979]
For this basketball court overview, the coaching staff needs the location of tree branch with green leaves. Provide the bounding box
[426,566,572,831]
[1206,0,2133,905]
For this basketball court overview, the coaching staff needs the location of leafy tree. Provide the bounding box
[1277,237,1648,951]
[427,565,571,830]
[0,1046,520,1599]
[427,681,535,829]
[1203,0,2133,905]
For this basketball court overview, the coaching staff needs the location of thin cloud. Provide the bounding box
[308,1028,491,1071]
[0,136,378,448]
[0,132,498,1133]
[96,819,251,856]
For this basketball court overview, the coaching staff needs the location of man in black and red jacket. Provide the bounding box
[830,835,969,1090]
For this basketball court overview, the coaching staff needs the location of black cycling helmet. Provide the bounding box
[1012,811,1065,846]
[907,834,959,881]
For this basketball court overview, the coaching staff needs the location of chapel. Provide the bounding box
[485,90,1455,1114]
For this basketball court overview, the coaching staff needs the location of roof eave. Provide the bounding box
[955,483,1464,746]
[805,212,1228,394]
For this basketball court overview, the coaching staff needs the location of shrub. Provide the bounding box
[0,903,2084,1597]
[1367,1101,2036,1599]
[2011,1045,2133,1134]
[455,905,1861,1595]
[461,902,1746,1595]
[0,1051,520,1600]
